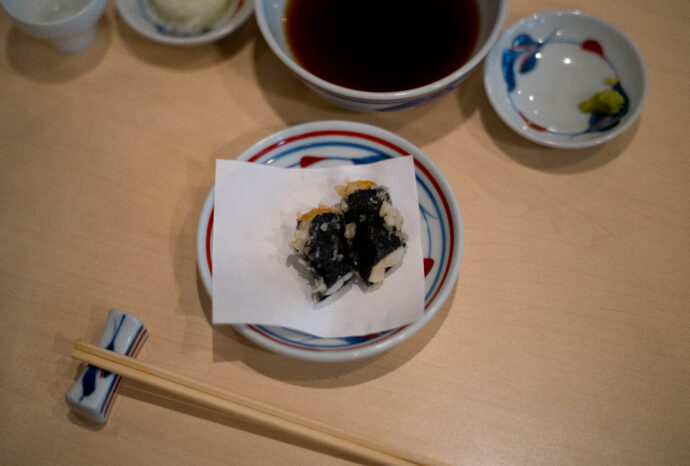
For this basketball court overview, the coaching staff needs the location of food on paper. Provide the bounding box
[337,181,407,284]
[290,180,407,301]
[289,207,355,302]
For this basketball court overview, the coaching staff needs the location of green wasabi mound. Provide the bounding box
[579,89,625,115]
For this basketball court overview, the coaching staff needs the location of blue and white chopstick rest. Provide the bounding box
[66,309,148,423]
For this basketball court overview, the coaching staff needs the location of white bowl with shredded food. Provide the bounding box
[115,0,254,45]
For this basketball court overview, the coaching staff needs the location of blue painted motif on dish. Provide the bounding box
[501,31,630,137]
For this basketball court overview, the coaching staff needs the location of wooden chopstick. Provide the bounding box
[72,339,447,466]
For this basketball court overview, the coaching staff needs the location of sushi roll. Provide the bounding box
[336,181,407,284]
[289,207,354,301]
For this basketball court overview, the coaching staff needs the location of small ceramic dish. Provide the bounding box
[484,10,647,148]
[196,121,464,362]
[115,0,253,46]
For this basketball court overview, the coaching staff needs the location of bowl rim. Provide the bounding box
[483,9,649,149]
[195,120,464,362]
[114,0,255,46]
[254,0,508,103]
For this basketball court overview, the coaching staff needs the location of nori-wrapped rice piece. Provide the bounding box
[338,181,407,284]
[290,208,354,301]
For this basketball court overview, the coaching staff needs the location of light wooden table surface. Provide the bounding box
[1,1,689,465]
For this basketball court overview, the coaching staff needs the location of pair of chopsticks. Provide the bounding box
[72,340,446,466]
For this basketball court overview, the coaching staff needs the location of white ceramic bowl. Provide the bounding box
[115,0,254,46]
[1,0,107,54]
[254,0,507,111]
[484,10,648,148]
[196,121,464,362]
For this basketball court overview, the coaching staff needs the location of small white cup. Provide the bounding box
[1,0,107,54]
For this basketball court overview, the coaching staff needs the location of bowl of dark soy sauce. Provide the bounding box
[255,0,507,111]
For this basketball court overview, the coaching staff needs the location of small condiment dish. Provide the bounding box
[255,0,507,111]
[0,0,107,54]
[114,0,254,46]
[484,10,648,148]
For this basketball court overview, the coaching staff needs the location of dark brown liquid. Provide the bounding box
[284,0,480,92]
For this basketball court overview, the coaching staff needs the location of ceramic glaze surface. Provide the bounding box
[65,309,148,423]
[484,10,647,148]
[503,33,629,136]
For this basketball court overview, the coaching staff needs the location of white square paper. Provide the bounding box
[212,157,425,338]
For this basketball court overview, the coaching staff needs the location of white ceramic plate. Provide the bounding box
[484,10,647,148]
[196,121,463,362]
[115,0,254,46]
